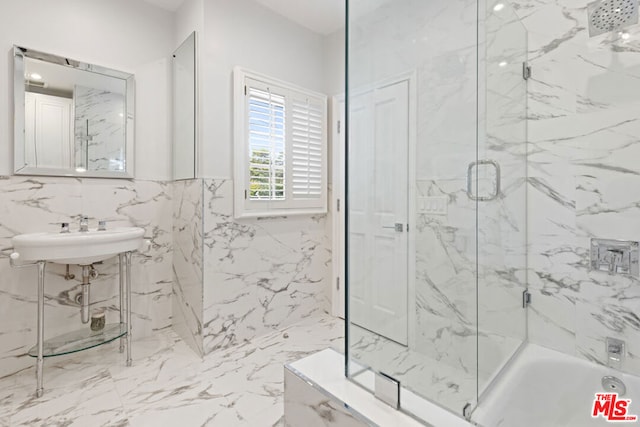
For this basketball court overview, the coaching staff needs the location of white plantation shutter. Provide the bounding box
[234,68,327,218]
[291,95,324,200]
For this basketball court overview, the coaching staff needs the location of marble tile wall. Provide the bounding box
[168,178,331,357]
[0,176,172,379]
[284,366,369,427]
[74,85,126,172]
[201,179,331,354]
[171,179,204,357]
[508,0,640,375]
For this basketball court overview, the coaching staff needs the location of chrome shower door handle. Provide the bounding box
[466,159,501,201]
[382,223,404,232]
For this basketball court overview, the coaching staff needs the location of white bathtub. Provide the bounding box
[473,344,640,427]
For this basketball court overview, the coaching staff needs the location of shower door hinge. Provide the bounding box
[463,403,473,420]
[522,62,532,80]
[522,289,532,308]
[337,120,341,134]
[374,372,400,409]
[337,198,340,212]
[336,277,340,290]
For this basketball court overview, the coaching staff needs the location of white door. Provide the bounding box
[25,92,73,169]
[348,80,409,345]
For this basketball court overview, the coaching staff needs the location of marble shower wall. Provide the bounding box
[171,179,204,356]
[508,0,640,375]
[201,179,331,354]
[348,0,528,413]
[0,176,172,379]
[74,85,126,172]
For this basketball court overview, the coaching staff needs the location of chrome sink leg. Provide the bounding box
[36,260,46,398]
[125,251,132,367]
[119,253,124,354]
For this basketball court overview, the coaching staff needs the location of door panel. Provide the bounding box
[349,80,409,345]
[25,92,72,169]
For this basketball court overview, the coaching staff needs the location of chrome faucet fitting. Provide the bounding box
[79,216,89,232]
[60,223,70,234]
[98,220,107,231]
[607,249,624,275]
[607,337,625,369]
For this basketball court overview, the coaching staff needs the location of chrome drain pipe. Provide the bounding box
[80,265,91,324]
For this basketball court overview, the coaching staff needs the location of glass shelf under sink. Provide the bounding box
[28,323,127,358]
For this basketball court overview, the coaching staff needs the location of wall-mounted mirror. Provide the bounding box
[172,32,196,180]
[13,46,135,178]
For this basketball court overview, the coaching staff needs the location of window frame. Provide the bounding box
[233,67,328,219]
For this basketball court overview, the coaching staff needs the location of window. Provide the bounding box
[234,68,327,218]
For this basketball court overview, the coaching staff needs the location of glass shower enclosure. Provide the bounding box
[345,0,528,421]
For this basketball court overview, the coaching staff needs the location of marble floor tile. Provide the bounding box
[0,315,344,427]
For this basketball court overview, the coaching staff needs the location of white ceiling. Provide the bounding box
[141,0,186,12]
[253,0,345,35]
[141,0,346,35]
[25,58,126,94]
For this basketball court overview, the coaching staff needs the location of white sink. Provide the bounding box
[11,227,145,265]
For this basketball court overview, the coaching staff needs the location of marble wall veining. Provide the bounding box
[169,178,332,357]
[284,365,369,427]
[509,0,640,375]
[171,179,204,357]
[74,85,126,172]
[0,176,173,379]
[201,179,331,354]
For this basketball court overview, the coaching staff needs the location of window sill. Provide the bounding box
[234,208,327,220]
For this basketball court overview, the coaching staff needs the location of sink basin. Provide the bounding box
[12,227,145,265]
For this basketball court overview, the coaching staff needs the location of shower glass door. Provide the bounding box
[346,0,528,421]
[477,0,528,402]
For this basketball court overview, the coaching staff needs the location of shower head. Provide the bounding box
[588,0,638,37]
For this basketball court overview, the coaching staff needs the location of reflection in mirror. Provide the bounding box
[172,32,196,180]
[14,46,135,178]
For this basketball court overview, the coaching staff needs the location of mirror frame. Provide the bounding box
[13,45,135,178]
